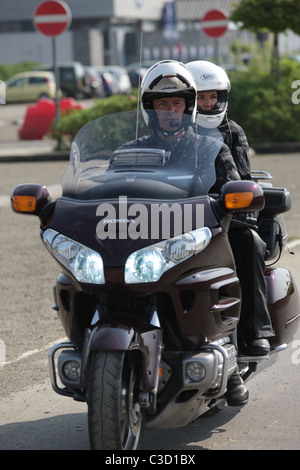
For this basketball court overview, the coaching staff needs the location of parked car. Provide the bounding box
[289,54,300,63]
[84,66,106,98]
[127,60,157,70]
[93,67,119,96]
[94,66,132,95]
[108,66,132,94]
[5,71,59,103]
[127,67,148,87]
[35,61,89,98]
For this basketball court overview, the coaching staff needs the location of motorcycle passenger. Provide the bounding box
[123,59,249,407]
[186,60,274,357]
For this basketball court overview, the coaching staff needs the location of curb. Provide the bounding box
[252,142,300,154]
[0,151,69,163]
[0,142,299,163]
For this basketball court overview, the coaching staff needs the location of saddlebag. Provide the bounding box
[266,266,300,347]
[258,187,291,260]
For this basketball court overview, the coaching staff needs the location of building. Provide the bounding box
[0,0,257,67]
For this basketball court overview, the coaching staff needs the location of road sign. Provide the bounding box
[202,9,228,38]
[163,1,179,43]
[33,0,71,37]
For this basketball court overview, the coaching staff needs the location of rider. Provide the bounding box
[131,59,240,193]
[130,59,249,407]
[186,60,274,356]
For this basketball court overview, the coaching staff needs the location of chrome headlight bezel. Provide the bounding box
[124,227,212,284]
[43,229,105,284]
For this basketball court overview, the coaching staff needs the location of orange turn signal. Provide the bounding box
[12,195,37,213]
[225,191,253,210]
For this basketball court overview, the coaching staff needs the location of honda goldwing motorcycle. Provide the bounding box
[11,110,300,450]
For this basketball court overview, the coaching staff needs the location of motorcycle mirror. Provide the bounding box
[11,183,52,216]
[220,180,265,213]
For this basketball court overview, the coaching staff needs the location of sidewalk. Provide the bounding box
[0,139,69,162]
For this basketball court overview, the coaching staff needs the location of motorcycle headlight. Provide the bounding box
[125,227,211,284]
[43,229,105,284]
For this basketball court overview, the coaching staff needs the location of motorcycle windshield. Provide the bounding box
[61,110,223,201]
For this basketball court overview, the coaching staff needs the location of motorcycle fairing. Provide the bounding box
[42,196,220,268]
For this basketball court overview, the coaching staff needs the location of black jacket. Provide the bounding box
[120,126,240,194]
[218,117,251,180]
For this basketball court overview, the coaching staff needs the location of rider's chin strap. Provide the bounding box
[158,125,185,138]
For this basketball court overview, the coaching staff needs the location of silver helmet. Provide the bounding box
[141,60,197,133]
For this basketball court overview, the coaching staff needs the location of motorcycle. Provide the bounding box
[11,110,300,450]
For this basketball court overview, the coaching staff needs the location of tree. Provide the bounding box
[230,0,300,81]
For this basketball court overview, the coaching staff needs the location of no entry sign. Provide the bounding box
[33,0,71,37]
[202,9,228,38]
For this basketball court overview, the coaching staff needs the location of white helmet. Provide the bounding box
[141,60,197,133]
[186,60,231,128]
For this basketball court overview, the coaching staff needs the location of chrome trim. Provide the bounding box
[200,343,229,397]
[270,343,287,354]
[48,342,76,397]
[251,170,272,181]
[237,343,287,364]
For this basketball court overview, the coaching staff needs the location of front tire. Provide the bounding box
[88,350,144,450]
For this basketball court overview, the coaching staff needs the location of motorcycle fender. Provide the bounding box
[87,317,162,392]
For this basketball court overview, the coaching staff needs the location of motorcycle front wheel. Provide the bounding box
[88,350,145,450]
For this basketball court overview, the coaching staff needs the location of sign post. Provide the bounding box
[33,1,72,133]
[201,9,228,63]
